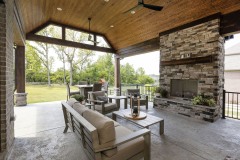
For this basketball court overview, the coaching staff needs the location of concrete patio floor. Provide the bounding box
[8,100,240,160]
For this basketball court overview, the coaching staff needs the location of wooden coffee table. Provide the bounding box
[112,109,164,135]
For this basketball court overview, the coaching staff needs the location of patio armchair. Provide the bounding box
[102,81,109,95]
[66,83,80,100]
[78,81,88,85]
[88,91,118,114]
[92,83,102,92]
[126,89,148,110]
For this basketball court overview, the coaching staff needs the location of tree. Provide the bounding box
[29,25,58,86]
[25,43,47,82]
[120,63,136,84]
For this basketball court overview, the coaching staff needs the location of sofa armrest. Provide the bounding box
[88,99,105,104]
[114,128,150,146]
[94,128,150,152]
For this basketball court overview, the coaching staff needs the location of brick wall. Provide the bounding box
[159,18,224,106]
[0,0,15,158]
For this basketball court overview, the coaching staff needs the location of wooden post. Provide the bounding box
[114,56,121,92]
[15,46,25,93]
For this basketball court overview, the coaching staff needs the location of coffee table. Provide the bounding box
[112,109,164,135]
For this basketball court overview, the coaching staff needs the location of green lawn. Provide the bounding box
[26,84,77,104]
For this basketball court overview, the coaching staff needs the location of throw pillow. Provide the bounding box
[96,96,108,104]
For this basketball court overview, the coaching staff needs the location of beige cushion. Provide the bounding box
[95,103,117,112]
[67,98,78,107]
[102,126,144,160]
[91,91,105,100]
[104,116,120,127]
[72,103,88,115]
[83,110,115,144]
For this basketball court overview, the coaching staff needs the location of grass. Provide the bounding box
[25,84,77,104]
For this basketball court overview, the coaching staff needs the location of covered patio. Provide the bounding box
[1,0,240,159]
[9,101,240,160]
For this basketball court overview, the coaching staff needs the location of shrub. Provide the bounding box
[192,93,216,107]
[160,88,168,98]
[71,94,84,102]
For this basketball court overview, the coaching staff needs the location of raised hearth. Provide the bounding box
[154,97,220,122]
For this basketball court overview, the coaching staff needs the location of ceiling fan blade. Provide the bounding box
[143,3,163,11]
[123,4,143,14]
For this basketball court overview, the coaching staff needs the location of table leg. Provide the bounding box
[116,99,120,109]
[160,120,164,135]
[109,98,112,103]
[112,113,116,121]
[124,98,127,109]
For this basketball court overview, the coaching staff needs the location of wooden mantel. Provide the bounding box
[160,55,214,66]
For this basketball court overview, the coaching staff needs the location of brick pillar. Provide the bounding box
[15,46,27,106]
[0,0,15,159]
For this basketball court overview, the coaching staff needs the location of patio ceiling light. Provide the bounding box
[104,0,109,2]
[57,7,62,11]
[110,25,114,28]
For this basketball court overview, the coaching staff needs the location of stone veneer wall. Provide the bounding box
[0,0,15,158]
[160,18,224,107]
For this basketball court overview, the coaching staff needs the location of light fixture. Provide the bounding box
[110,25,114,28]
[57,7,62,11]
[104,0,109,2]
[131,10,136,14]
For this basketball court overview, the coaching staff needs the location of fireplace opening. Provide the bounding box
[170,79,198,99]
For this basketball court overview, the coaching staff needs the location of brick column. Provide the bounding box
[15,46,27,106]
[0,0,15,158]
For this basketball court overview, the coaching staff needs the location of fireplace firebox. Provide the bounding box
[170,79,198,98]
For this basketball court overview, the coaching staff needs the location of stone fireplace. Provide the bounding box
[154,15,224,122]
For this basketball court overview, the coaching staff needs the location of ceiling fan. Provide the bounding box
[124,0,163,14]
[87,18,99,44]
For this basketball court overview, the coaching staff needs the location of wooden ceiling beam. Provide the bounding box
[26,34,116,53]
[116,37,159,58]
[27,20,115,51]
[220,10,240,36]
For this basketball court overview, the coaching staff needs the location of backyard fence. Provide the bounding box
[109,84,157,102]
[222,90,240,120]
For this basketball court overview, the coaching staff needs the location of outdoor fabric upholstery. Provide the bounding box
[72,103,89,115]
[91,91,105,100]
[92,83,103,92]
[95,103,117,112]
[89,91,118,114]
[102,125,144,160]
[83,110,115,144]
[66,98,78,107]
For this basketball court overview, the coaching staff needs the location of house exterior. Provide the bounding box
[225,42,240,93]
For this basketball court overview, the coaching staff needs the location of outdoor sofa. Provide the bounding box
[62,99,151,160]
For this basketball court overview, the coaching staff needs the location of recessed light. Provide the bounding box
[131,10,136,14]
[57,8,62,11]
[110,25,114,28]
[104,0,109,2]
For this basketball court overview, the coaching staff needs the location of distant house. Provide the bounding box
[225,43,240,92]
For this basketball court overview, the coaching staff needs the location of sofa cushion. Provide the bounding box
[72,103,88,115]
[96,96,108,104]
[102,126,144,160]
[67,98,78,107]
[95,103,117,112]
[83,110,115,144]
[91,91,105,100]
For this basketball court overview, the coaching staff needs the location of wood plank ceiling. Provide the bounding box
[17,0,240,51]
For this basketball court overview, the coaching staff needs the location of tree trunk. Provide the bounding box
[62,53,66,84]
[46,49,51,86]
[69,61,73,86]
